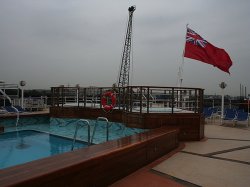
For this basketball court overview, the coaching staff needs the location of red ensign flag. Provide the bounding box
[184,27,233,74]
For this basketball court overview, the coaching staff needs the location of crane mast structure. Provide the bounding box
[117,6,136,88]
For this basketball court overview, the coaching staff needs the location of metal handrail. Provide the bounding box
[12,106,19,127]
[91,117,109,144]
[71,119,90,151]
[0,89,19,126]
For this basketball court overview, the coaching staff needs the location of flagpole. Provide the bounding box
[177,24,189,88]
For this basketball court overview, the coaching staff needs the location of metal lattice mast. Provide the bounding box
[117,6,136,88]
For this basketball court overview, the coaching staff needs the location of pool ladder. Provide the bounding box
[71,119,91,151]
[71,117,110,151]
[90,117,110,144]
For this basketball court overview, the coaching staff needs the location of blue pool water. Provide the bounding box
[0,116,147,169]
[0,130,87,169]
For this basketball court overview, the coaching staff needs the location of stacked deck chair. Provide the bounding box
[3,106,26,113]
[3,106,18,113]
[14,106,26,113]
[203,107,213,123]
[0,107,8,114]
[223,108,237,125]
[211,107,219,122]
[234,111,249,127]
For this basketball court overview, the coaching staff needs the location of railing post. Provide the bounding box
[106,121,109,141]
[140,86,142,114]
[177,89,180,108]
[56,88,59,107]
[123,87,126,111]
[61,87,64,108]
[126,87,129,112]
[51,88,54,107]
[100,88,103,109]
[84,88,86,108]
[180,89,182,108]
[130,87,133,112]
[147,87,150,113]
[77,87,79,108]
[118,87,121,110]
[194,89,197,113]
[199,89,204,114]
[189,90,192,110]
[171,88,174,114]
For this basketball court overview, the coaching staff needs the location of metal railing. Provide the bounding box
[12,97,48,111]
[51,86,204,114]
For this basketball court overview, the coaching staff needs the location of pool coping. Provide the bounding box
[0,126,179,187]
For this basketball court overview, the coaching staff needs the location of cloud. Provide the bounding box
[0,0,249,95]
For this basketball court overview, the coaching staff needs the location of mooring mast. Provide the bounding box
[117,6,136,88]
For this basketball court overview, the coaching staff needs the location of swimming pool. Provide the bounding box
[0,130,87,169]
[0,116,147,169]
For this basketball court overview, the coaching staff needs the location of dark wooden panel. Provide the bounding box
[124,113,204,141]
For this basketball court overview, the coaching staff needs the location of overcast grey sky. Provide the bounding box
[0,0,249,96]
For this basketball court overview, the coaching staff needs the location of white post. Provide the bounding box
[75,84,80,105]
[76,89,79,104]
[229,98,231,109]
[219,82,227,125]
[248,94,249,127]
[21,87,24,108]
[19,81,26,108]
[3,89,6,107]
[221,88,224,124]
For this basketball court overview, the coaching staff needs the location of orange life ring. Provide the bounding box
[101,91,116,111]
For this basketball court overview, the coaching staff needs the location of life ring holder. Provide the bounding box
[101,91,116,112]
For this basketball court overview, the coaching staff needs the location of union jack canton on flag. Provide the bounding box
[186,28,207,48]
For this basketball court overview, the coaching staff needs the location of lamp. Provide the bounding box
[219,82,227,124]
[19,81,26,108]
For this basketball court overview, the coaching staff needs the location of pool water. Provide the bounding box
[0,130,87,169]
[1,117,146,144]
[0,116,147,169]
